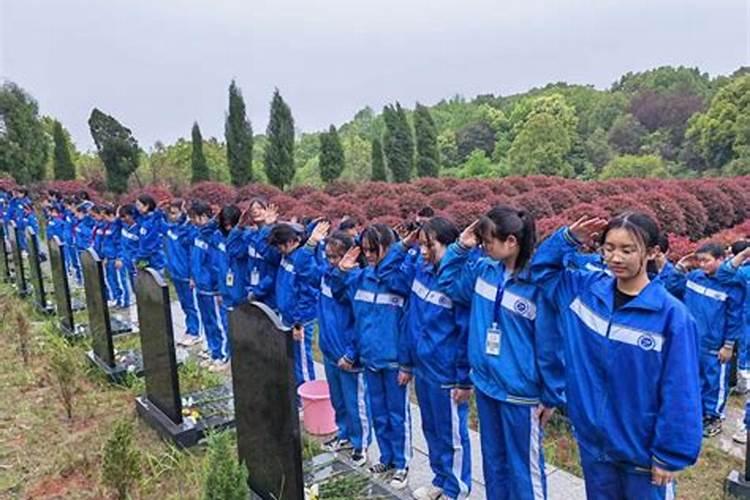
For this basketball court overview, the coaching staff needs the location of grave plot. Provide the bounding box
[26,227,54,314]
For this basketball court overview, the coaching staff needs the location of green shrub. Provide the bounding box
[202,431,248,500]
[101,419,142,500]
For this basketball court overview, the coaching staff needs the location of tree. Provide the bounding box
[264,89,296,189]
[437,130,460,168]
[508,114,575,177]
[414,103,440,177]
[0,82,49,183]
[456,121,495,161]
[318,125,345,183]
[191,122,209,183]
[225,80,253,186]
[599,154,668,179]
[202,431,248,500]
[607,114,647,155]
[52,120,76,180]
[584,128,613,171]
[382,103,414,183]
[88,108,140,194]
[371,137,387,181]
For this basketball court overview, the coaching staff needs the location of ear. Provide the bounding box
[645,245,659,260]
[505,234,519,247]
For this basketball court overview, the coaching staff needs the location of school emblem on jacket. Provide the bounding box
[514,299,530,315]
[637,334,656,351]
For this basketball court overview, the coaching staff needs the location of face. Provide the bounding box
[601,228,653,280]
[191,213,209,227]
[696,252,722,276]
[135,200,148,215]
[325,242,346,267]
[418,231,447,265]
[278,240,299,256]
[121,214,134,226]
[250,202,265,223]
[362,242,384,266]
[480,229,518,262]
[168,206,182,222]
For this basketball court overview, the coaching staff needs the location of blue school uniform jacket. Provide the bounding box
[438,242,565,407]
[662,267,745,352]
[275,245,320,326]
[717,261,750,335]
[46,215,65,242]
[379,242,472,388]
[120,222,140,267]
[100,220,122,260]
[136,210,166,270]
[215,226,250,308]
[164,216,193,281]
[74,215,95,251]
[190,221,220,293]
[565,251,611,275]
[329,261,407,371]
[247,224,281,308]
[531,228,702,472]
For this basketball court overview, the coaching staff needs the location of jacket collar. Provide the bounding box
[590,276,666,312]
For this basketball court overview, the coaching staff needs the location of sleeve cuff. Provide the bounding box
[563,227,582,246]
[652,456,682,472]
[399,365,413,374]
[724,340,736,348]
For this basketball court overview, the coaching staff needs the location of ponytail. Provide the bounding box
[476,205,536,271]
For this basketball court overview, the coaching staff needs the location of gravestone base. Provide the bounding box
[135,384,235,448]
[32,297,55,315]
[59,322,87,339]
[304,453,406,500]
[111,317,135,336]
[726,470,750,498]
[86,348,143,383]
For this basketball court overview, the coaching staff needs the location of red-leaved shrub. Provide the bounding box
[452,181,494,203]
[683,181,735,236]
[536,187,579,213]
[445,201,490,229]
[412,178,445,196]
[639,191,687,235]
[188,182,236,206]
[235,183,282,202]
[429,192,459,210]
[510,192,554,219]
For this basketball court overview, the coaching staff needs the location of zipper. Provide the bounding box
[596,313,614,460]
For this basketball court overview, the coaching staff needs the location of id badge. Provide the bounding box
[226,270,234,287]
[250,269,260,286]
[486,322,502,356]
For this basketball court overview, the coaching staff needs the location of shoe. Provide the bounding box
[351,449,367,467]
[323,437,352,452]
[178,335,201,347]
[198,349,211,360]
[703,418,723,437]
[369,463,394,475]
[107,299,117,307]
[413,485,444,500]
[390,468,409,490]
[733,426,748,444]
[199,358,213,368]
[208,358,231,372]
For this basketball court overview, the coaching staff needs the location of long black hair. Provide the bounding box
[476,205,536,271]
[137,194,157,212]
[360,223,396,257]
[601,212,660,252]
[218,205,241,236]
[420,216,459,247]
[268,222,306,248]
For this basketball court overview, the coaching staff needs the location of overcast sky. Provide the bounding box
[1,0,748,151]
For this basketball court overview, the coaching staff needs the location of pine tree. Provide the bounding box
[52,120,76,180]
[88,108,140,194]
[382,103,414,183]
[191,122,209,183]
[319,125,345,183]
[371,137,387,181]
[414,103,439,177]
[225,80,253,186]
[202,431,249,500]
[264,89,295,190]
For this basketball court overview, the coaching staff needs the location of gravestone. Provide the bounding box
[727,430,750,498]
[26,227,53,314]
[134,268,234,447]
[0,224,11,283]
[81,248,141,382]
[229,301,304,500]
[48,236,83,337]
[8,222,29,296]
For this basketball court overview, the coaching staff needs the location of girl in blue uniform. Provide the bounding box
[379,217,473,500]
[116,204,140,308]
[100,206,125,308]
[531,212,702,500]
[246,198,281,309]
[331,224,411,490]
[438,207,565,500]
[134,195,166,272]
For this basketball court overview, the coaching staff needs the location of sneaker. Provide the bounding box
[369,463,394,475]
[198,349,211,360]
[703,418,723,437]
[733,426,748,444]
[390,468,409,490]
[107,299,117,307]
[178,335,201,347]
[323,437,353,452]
[413,485,444,500]
[208,358,231,372]
[351,449,367,467]
[199,358,213,368]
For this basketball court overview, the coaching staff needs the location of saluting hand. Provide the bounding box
[569,217,608,245]
[459,220,480,248]
[309,221,330,246]
[338,247,361,271]
[264,204,279,225]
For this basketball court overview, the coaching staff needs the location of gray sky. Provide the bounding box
[1,0,748,151]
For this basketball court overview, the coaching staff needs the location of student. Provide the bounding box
[531,212,702,500]
[100,205,126,308]
[437,207,564,500]
[663,242,745,437]
[331,224,411,490]
[73,201,96,261]
[246,198,281,309]
[268,222,319,388]
[164,199,201,345]
[379,217,473,500]
[134,195,166,272]
[215,204,249,310]
[117,204,140,308]
[650,234,674,282]
[299,225,372,467]
[415,206,435,226]
[189,201,229,370]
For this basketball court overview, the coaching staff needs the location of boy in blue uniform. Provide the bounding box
[100,206,126,308]
[116,205,140,308]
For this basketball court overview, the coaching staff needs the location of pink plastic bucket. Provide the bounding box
[297,380,337,435]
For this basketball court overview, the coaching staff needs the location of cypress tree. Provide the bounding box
[319,125,345,183]
[0,82,49,183]
[382,103,414,183]
[88,108,140,194]
[191,122,209,183]
[225,80,253,186]
[414,103,440,177]
[264,89,295,190]
[52,120,76,180]
[371,137,387,181]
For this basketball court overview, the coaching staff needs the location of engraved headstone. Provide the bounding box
[26,227,52,314]
[8,222,29,296]
[48,236,78,336]
[0,224,11,283]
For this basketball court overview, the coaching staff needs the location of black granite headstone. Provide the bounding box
[229,302,304,500]
[8,223,29,296]
[26,227,52,314]
[48,236,77,336]
[0,224,11,283]
[134,268,234,447]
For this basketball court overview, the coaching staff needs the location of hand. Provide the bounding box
[718,345,733,363]
[115,259,123,270]
[653,252,667,273]
[651,464,675,487]
[338,247,361,271]
[569,217,608,245]
[459,221,479,248]
[189,279,195,289]
[397,370,412,386]
[292,325,304,341]
[535,405,556,427]
[676,252,695,271]
[263,204,279,225]
[309,221,330,245]
[731,247,750,268]
[452,388,472,404]
[216,295,223,305]
[337,357,353,371]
